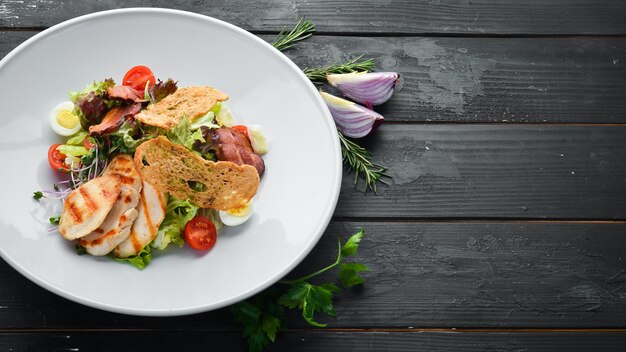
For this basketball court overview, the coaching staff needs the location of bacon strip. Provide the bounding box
[107,85,146,102]
[89,103,142,135]
[205,127,265,176]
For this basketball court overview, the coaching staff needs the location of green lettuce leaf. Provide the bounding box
[69,79,117,130]
[151,196,198,250]
[114,245,152,269]
[107,121,158,155]
[166,116,205,151]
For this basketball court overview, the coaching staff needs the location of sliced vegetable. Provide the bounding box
[66,131,89,146]
[320,91,384,138]
[248,125,269,155]
[82,137,96,151]
[215,103,235,127]
[122,65,156,91]
[48,144,69,172]
[231,125,250,139]
[184,216,217,250]
[57,145,91,157]
[327,72,399,107]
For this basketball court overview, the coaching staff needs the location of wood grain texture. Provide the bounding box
[283,36,626,123]
[2,222,625,328]
[0,331,625,351]
[2,31,625,123]
[1,0,626,35]
[336,124,626,219]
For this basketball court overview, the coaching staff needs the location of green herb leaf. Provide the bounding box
[75,244,86,255]
[341,228,364,257]
[231,289,285,352]
[279,281,338,327]
[49,216,61,225]
[33,191,43,201]
[339,262,369,287]
[271,18,316,52]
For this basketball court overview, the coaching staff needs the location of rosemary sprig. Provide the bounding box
[338,132,390,192]
[304,56,375,83]
[271,18,316,52]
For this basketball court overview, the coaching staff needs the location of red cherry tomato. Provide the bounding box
[232,125,249,139]
[48,144,69,172]
[122,65,156,91]
[82,137,96,151]
[184,216,217,251]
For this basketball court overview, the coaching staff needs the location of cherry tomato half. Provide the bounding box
[184,216,217,251]
[82,137,97,151]
[48,143,69,172]
[232,125,250,140]
[122,65,156,91]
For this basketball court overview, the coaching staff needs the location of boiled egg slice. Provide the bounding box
[50,101,81,136]
[219,200,253,226]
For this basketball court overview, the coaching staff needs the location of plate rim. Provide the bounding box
[0,7,342,316]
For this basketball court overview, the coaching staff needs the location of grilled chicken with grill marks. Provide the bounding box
[113,181,168,258]
[58,175,121,240]
[78,185,140,256]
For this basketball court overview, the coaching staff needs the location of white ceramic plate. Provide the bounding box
[0,8,341,316]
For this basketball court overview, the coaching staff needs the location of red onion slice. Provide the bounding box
[327,72,399,106]
[321,91,384,138]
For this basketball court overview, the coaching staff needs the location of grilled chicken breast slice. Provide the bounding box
[102,154,143,193]
[58,175,121,240]
[78,185,140,256]
[113,181,168,258]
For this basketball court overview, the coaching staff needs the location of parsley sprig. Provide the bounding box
[231,229,368,352]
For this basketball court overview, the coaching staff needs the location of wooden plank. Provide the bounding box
[336,124,626,219]
[2,222,625,328]
[2,1,626,35]
[2,31,626,123]
[0,331,625,351]
[284,36,626,123]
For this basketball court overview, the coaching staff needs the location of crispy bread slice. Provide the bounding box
[58,175,122,240]
[134,86,229,129]
[134,136,259,210]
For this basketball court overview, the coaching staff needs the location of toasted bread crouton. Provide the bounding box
[58,175,122,240]
[134,86,229,129]
[134,136,259,210]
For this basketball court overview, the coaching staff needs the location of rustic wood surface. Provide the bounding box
[1,0,626,351]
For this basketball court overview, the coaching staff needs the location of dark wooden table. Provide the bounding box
[2,1,626,350]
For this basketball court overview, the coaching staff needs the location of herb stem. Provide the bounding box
[272,18,316,52]
[279,240,343,284]
[304,56,375,83]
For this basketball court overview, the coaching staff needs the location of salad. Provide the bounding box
[38,66,268,268]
